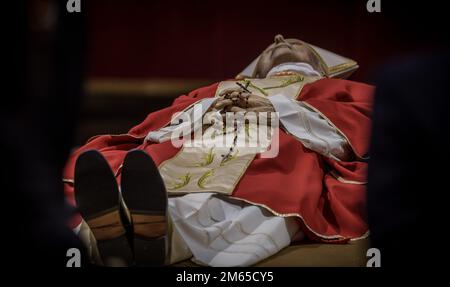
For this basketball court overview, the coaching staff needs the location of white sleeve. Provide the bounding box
[268,94,350,161]
[145,98,217,143]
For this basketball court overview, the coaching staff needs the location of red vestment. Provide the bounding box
[63,78,374,242]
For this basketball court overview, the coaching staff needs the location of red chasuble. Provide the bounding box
[63,78,374,242]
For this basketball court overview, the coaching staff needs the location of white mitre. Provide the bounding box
[238,40,358,79]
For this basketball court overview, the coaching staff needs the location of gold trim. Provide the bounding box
[229,196,345,241]
[114,164,123,178]
[350,230,370,241]
[230,195,369,242]
[328,61,358,74]
[263,75,304,90]
[302,42,358,76]
[301,101,368,161]
[63,178,74,184]
[214,75,312,98]
[330,171,367,185]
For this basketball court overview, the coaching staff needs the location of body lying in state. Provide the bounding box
[65,35,374,266]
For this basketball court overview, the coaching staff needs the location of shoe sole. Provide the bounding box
[74,150,133,266]
[121,149,168,266]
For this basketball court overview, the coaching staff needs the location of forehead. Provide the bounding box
[285,39,304,45]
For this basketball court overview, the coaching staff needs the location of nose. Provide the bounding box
[274,34,285,44]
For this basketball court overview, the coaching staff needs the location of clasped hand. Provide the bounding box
[213,88,275,113]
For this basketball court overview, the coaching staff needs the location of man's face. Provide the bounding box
[253,34,324,78]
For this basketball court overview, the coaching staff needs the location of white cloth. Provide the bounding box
[145,98,216,143]
[268,94,349,161]
[73,193,301,267]
[267,62,321,77]
[168,193,301,266]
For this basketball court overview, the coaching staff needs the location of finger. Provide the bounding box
[214,99,233,110]
[246,98,271,108]
[230,91,240,98]
[229,106,246,112]
[233,97,248,108]
[246,106,275,113]
[248,96,271,105]
[219,88,241,98]
[239,92,251,99]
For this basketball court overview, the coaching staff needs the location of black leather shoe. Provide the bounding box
[74,150,133,266]
[121,149,168,266]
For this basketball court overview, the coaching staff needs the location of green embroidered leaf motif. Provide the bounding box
[168,173,191,190]
[220,150,239,166]
[263,75,304,90]
[241,79,268,96]
[195,148,215,167]
[197,169,214,189]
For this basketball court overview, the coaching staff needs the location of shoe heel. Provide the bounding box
[134,236,167,266]
[97,235,133,266]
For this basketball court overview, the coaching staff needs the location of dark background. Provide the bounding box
[85,0,438,81]
[79,0,448,145]
[87,0,388,80]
